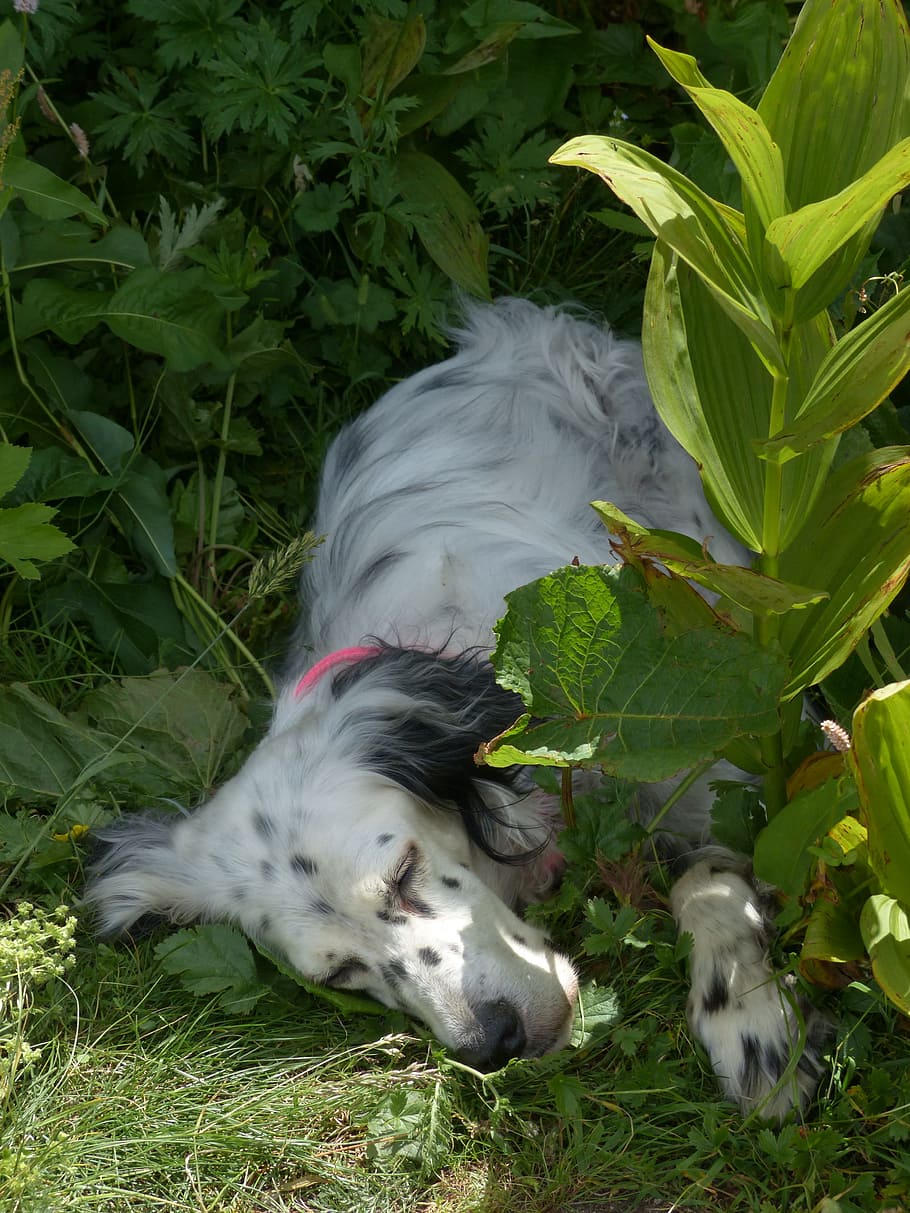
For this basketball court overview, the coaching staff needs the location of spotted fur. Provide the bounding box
[86,299,826,1106]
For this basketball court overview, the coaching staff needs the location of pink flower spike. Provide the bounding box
[69,122,90,159]
[13,0,39,14]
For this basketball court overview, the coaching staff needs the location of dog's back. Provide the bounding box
[298,299,739,660]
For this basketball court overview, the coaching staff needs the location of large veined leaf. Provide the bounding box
[850,680,910,906]
[0,684,108,803]
[394,151,490,298]
[758,0,910,322]
[860,894,910,1017]
[758,285,910,463]
[481,564,786,780]
[643,246,835,552]
[777,450,910,696]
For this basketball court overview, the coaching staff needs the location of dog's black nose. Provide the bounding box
[458,1000,527,1071]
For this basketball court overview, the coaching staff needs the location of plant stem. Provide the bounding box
[756,321,794,819]
[207,317,236,593]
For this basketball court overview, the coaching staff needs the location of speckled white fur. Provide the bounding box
[86,299,825,1102]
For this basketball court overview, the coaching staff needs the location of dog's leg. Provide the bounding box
[670,858,828,1119]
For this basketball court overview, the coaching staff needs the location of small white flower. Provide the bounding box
[69,122,90,159]
[13,0,39,14]
[820,719,852,752]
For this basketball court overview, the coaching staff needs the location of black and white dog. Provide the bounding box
[87,299,825,1116]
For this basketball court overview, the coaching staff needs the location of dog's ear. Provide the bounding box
[334,646,537,862]
[84,813,204,935]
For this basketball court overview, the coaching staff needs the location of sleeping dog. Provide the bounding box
[87,299,825,1115]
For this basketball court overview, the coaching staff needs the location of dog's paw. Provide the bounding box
[671,860,828,1119]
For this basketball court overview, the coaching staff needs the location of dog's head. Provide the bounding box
[86,649,578,1069]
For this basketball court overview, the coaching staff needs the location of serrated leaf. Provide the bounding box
[366,1082,452,1173]
[483,564,787,780]
[156,924,270,1013]
[569,979,622,1048]
[0,443,30,499]
[79,669,249,796]
[0,501,74,578]
[0,684,109,802]
[255,942,386,1017]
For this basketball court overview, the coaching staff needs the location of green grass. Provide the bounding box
[2,868,909,1212]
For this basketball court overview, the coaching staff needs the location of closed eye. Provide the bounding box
[385,844,435,917]
[325,958,369,986]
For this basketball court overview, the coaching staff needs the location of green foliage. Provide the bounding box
[489,0,910,1024]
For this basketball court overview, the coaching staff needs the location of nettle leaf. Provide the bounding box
[255,942,387,1017]
[366,1082,453,1173]
[0,444,74,579]
[0,684,109,803]
[156,925,270,1013]
[79,668,250,796]
[482,564,786,780]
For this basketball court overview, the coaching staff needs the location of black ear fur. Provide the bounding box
[333,645,538,863]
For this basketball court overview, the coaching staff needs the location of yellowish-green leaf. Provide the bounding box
[860,893,910,1016]
[850,679,910,905]
[777,451,910,695]
[763,139,910,294]
[758,285,910,463]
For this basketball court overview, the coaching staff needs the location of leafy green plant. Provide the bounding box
[484,0,910,1016]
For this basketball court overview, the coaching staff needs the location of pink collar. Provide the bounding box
[293,645,383,698]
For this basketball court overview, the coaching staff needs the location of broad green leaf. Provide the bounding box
[40,578,192,676]
[850,680,910,905]
[255,942,386,1017]
[860,894,910,1016]
[758,285,910,463]
[592,500,826,614]
[113,458,178,578]
[80,669,250,796]
[753,777,858,895]
[759,0,910,210]
[106,267,230,371]
[0,501,74,579]
[156,925,270,1014]
[643,245,835,551]
[569,980,622,1049]
[14,222,150,272]
[646,40,786,233]
[758,0,910,322]
[482,564,787,779]
[0,684,109,802]
[549,134,775,357]
[2,156,106,225]
[777,450,910,696]
[763,140,910,296]
[394,151,490,298]
[18,279,113,344]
